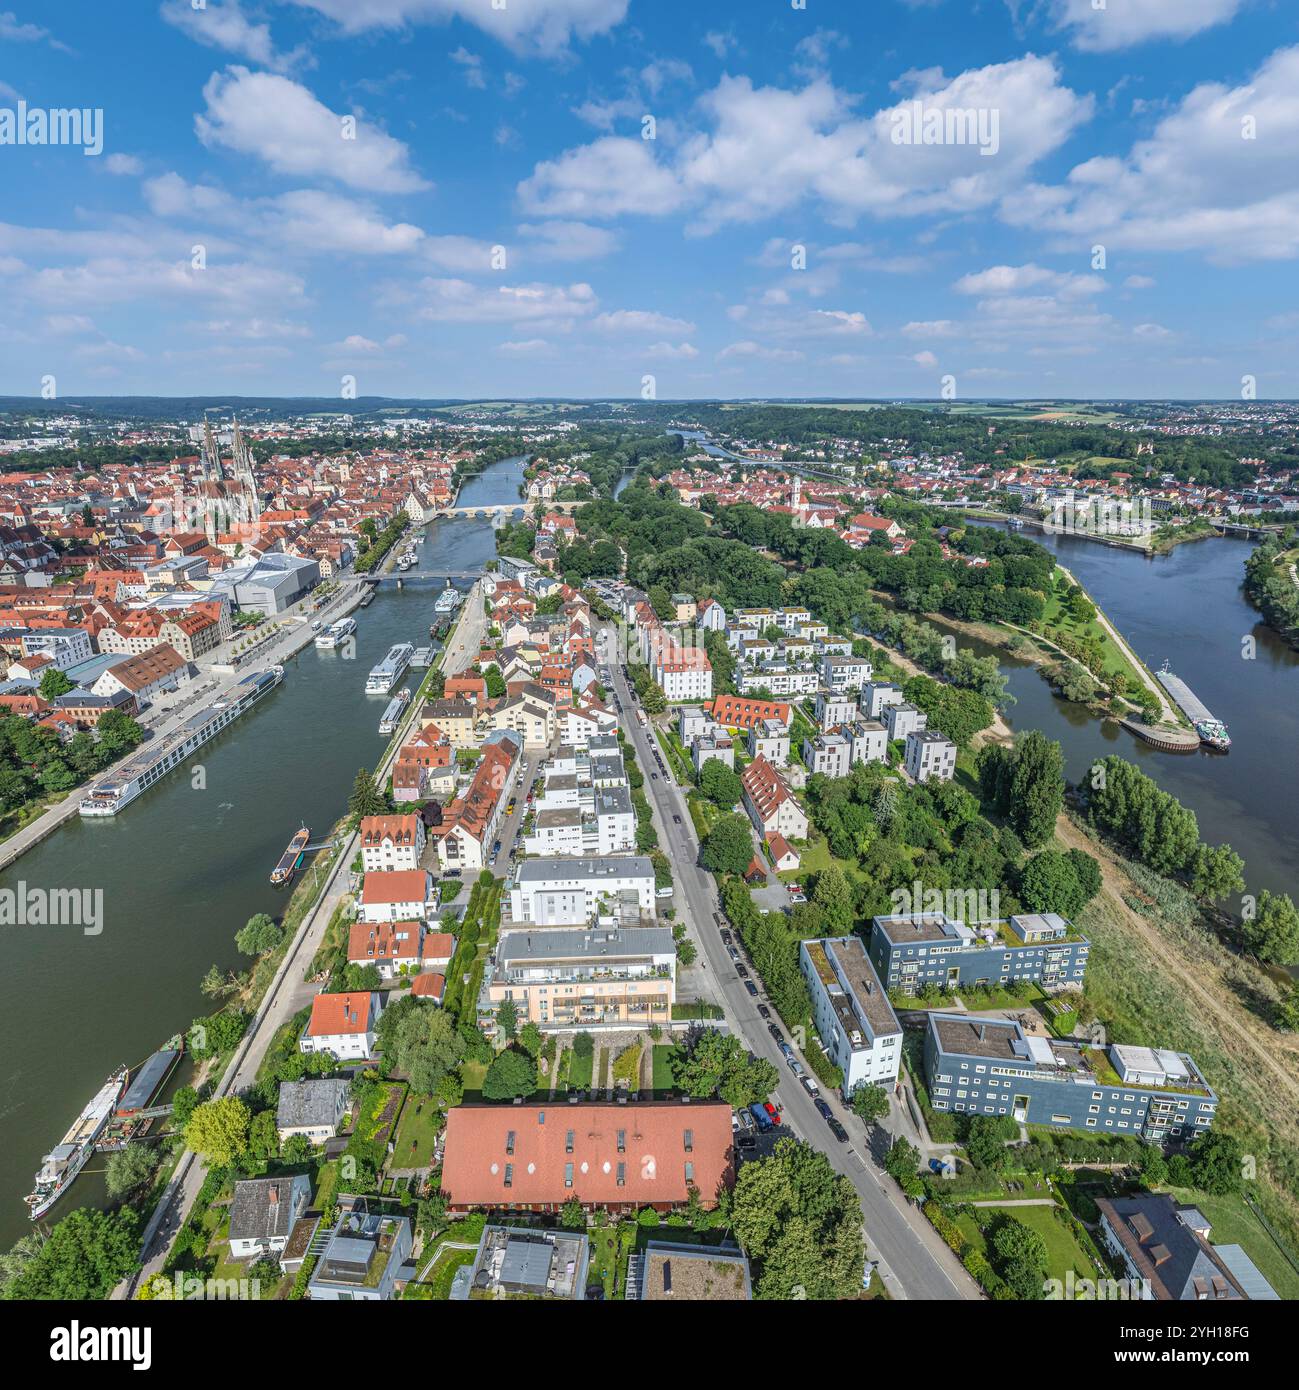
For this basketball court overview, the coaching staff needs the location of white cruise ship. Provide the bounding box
[26,1067,128,1219]
[315,616,356,649]
[434,582,464,615]
[365,643,415,695]
[80,666,284,817]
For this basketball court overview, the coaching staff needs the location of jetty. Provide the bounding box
[1156,664,1231,750]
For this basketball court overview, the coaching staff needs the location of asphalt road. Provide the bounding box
[604,635,979,1301]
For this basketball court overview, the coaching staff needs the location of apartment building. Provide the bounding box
[308,1208,413,1302]
[359,869,434,924]
[358,813,426,873]
[884,701,927,741]
[299,991,383,1061]
[814,690,858,729]
[821,653,873,692]
[802,732,853,779]
[431,732,519,871]
[747,718,791,765]
[705,694,791,732]
[650,643,713,702]
[923,1014,1218,1141]
[799,936,903,1095]
[740,754,809,840]
[440,1102,734,1214]
[905,729,957,782]
[510,856,656,927]
[861,681,905,721]
[737,661,818,697]
[870,911,1090,993]
[483,924,676,1031]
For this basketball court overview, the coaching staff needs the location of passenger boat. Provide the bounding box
[379,688,412,734]
[366,642,415,695]
[26,1068,128,1219]
[316,617,356,648]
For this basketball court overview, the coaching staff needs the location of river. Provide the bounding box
[952,526,1299,902]
[0,454,526,1247]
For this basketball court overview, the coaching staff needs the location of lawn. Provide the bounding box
[1039,573,1145,690]
[651,1044,676,1094]
[655,728,694,784]
[959,1203,1101,1289]
[568,1047,594,1091]
[779,833,861,885]
[404,1243,477,1300]
[390,1093,443,1170]
[1165,1187,1299,1300]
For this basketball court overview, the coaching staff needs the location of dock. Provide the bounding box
[1156,664,1230,748]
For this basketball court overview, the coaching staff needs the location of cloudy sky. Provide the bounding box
[1,0,1297,399]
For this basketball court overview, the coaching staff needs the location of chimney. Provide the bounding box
[977,1024,986,1042]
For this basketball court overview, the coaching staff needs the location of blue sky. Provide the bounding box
[1,0,1297,400]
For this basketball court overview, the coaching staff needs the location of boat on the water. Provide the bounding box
[379,688,412,734]
[366,642,415,695]
[1156,661,1231,751]
[26,1067,128,1220]
[271,825,311,885]
[316,616,356,649]
[434,582,463,615]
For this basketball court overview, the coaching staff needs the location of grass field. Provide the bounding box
[652,1044,676,1093]
[390,1093,443,1169]
[957,1203,1099,1288]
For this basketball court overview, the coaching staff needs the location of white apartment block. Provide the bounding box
[510,856,656,927]
[906,729,957,782]
[800,937,902,1096]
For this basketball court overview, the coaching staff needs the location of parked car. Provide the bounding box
[744,979,759,997]
[736,1133,758,1152]
[779,1041,795,1061]
[801,1075,820,1098]
[757,1003,771,1020]
[736,964,749,979]
[828,1118,849,1144]
[672,814,682,825]
[731,1112,741,1132]
[814,1097,833,1121]
[787,1059,804,1079]
[719,928,733,945]
[749,1102,773,1133]
[767,1021,784,1043]
[736,1107,755,1132]
[763,1101,781,1125]
[650,772,658,780]
[727,945,740,961]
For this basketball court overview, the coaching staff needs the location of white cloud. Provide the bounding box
[954,263,1105,298]
[519,58,1091,231]
[450,46,486,88]
[285,0,630,56]
[196,67,428,193]
[641,58,693,97]
[592,309,696,335]
[912,350,939,367]
[1004,45,1299,263]
[410,278,597,324]
[1124,274,1156,289]
[498,337,552,355]
[1132,322,1174,339]
[104,153,143,176]
[22,257,306,309]
[902,320,959,338]
[645,341,699,359]
[0,10,70,52]
[518,136,685,218]
[516,220,619,261]
[702,31,737,61]
[718,340,803,362]
[1043,0,1243,53]
[161,0,306,74]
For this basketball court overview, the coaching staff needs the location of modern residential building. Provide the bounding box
[923,1014,1218,1141]
[639,1241,752,1301]
[308,1206,413,1301]
[860,681,905,721]
[509,856,656,927]
[440,1101,734,1214]
[454,1225,591,1301]
[737,661,818,697]
[275,1079,351,1145]
[802,732,852,779]
[905,729,957,782]
[821,653,873,692]
[358,814,426,873]
[869,912,1089,993]
[483,924,676,1032]
[692,731,734,774]
[884,701,927,741]
[814,690,858,729]
[799,937,903,1096]
[299,991,383,1061]
[227,1174,312,1262]
[1096,1195,1277,1301]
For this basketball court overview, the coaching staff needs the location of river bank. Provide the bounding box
[0,454,527,1249]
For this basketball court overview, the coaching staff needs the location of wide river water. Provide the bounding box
[0,455,525,1247]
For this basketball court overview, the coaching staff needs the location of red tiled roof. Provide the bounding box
[306,992,375,1037]
[441,1102,734,1209]
[360,869,430,906]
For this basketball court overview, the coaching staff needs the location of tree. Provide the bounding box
[235,912,283,956]
[495,998,519,1040]
[249,1108,281,1162]
[348,767,387,821]
[811,864,854,933]
[884,1137,921,1184]
[104,1143,157,1200]
[559,1197,586,1230]
[641,683,667,715]
[1018,851,1091,918]
[668,1027,779,1108]
[699,758,743,809]
[1242,891,1299,966]
[1191,843,1246,904]
[518,1022,543,1058]
[2,1207,140,1300]
[850,1083,888,1126]
[1007,731,1065,849]
[991,1217,1048,1300]
[701,814,755,877]
[648,584,674,621]
[729,1137,864,1299]
[171,1085,199,1128]
[185,1096,251,1168]
[482,1048,537,1101]
[572,1031,595,1061]
[39,667,74,701]
[378,999,467,1094]
[964,1115,1012,1171]
[95,707,145,757]
[484,664,506,698]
